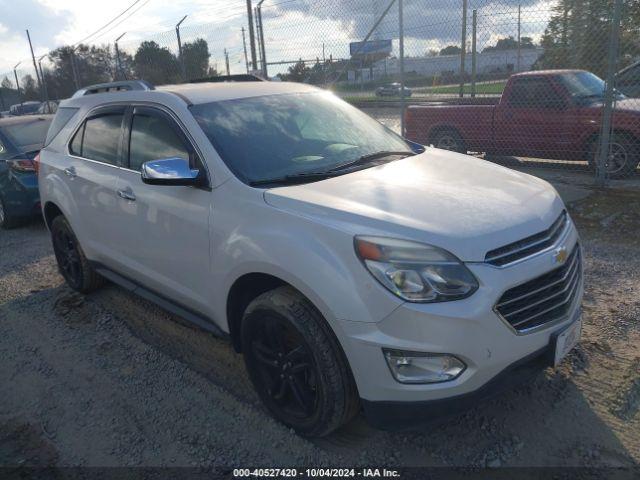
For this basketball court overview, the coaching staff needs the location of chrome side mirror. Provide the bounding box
[141,157,201,186]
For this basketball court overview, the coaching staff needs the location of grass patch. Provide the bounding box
[421,81,506,95]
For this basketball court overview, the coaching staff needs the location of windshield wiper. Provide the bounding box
[248,151,416,187]
[326,150,415,173]
[249,171,341,187]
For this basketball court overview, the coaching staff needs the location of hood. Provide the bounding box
[614,98,640,114]
[264,149,565,262]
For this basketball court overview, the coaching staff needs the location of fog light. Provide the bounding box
[383,349,466,384]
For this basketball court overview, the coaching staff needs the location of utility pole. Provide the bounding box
[254,7,263,72]
[26,30,42,93]
[13,62,22,104]
[245,0,258,71]
[115,32,127,81]
[596,0,623,186]
[176,15,188,81]
[399,0,405,137]
[38,54,50,111]
[70,47,80,89]
[241,27,250,73]
[517,4,522,72]
[459,0,468,98]
[471,9,477,97]
[224,49,231,76]
[257,0,268,77]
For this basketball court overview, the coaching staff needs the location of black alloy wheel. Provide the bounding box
[241,287,359,437]
[247,315,319,420]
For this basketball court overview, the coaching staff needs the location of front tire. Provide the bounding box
[241,286,359,437]
[51,216,105,293]
[432,128,466,153]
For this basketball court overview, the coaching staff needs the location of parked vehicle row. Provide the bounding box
[35,78,583,436]
[1,100,58,118]
[404,70,640,177]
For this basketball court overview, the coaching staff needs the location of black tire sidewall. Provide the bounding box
[434,129,465,153]
[241,287,356,437]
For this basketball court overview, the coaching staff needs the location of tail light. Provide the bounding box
[33,152,41,175]
[7,159,36,172]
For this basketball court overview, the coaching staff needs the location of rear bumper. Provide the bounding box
[361,342,553,430]
[2,174,40,218]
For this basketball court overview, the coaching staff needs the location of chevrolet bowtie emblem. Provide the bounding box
[554,247,568,265]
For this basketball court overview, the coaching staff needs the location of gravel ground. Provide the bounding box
[1,174,639,469]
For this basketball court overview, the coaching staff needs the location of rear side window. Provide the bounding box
[508,77,561,108]
[71,113,124,165]
[45,107,78,146]
[1,118,52,151]
[128,114,190,171]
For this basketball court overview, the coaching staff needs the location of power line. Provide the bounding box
[72,0,148,46]
[86,0,154,44]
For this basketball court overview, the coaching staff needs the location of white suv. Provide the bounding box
[38,79,583,436]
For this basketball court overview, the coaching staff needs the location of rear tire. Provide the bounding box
[241,286,359,437]
[431,128,466,153]
[588,132,640,178]
[0,196,20,229]
[51,216,105,293]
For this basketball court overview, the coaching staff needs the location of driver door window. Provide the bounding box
[128,113,190,171]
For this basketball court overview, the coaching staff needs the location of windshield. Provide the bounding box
[190,91,411,184]
[558,71,625,101]
[0,118,51,153]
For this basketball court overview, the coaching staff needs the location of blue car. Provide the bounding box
[0,115,53,228]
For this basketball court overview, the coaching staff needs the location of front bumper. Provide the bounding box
[335,222,583,408]
[361,341,553,430]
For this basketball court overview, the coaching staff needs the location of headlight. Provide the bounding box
[355,236,478,303]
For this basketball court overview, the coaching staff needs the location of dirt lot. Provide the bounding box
[1,177,640,469]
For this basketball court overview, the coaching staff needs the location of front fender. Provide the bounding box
[209,196,404,333]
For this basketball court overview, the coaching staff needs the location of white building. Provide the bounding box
[349,48,544,83]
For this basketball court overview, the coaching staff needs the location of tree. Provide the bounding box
[1,77,12,89]
[439,45,462,56]
[21,74,39,101]
[280,60,310,82]
[46,44,115,99]
[182,38,210,81]
[483,36,536,52]
[133,41,180,85]
[537,0,640,76]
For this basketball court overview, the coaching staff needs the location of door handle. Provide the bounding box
[117,189,136,201]
[64,167,77,178]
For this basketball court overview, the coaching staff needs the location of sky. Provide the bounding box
[0,0,555,77]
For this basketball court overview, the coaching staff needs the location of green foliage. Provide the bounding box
[439,45,462,56]
[21,74,39,101]
[537,0,640,76]
[483,36,536,52]
[182,38,211,81]
[133,41,181,85]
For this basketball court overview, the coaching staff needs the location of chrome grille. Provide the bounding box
[495,245,582,333]
[485,212,569,267]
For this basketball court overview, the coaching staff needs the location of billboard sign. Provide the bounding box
[349,39,393,57]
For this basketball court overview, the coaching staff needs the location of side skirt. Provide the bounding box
[92,263,229,340]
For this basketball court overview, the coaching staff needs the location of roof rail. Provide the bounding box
[188,74,266,84]
[72,80,155,98]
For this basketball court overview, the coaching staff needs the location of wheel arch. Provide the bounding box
[583,128,640,158]
[43,201,65,230]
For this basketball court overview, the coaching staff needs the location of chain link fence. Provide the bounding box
[1,0,638,183]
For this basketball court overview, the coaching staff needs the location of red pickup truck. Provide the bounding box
[404,70,640,177]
